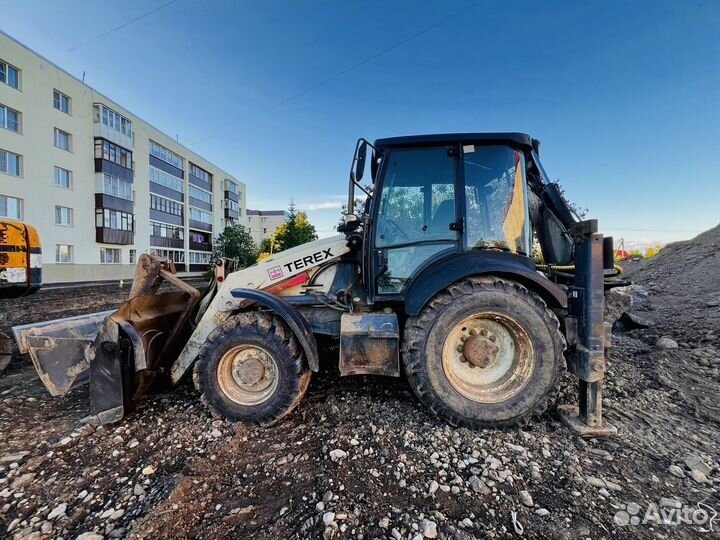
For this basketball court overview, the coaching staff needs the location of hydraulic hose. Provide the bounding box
[536,263,624,275]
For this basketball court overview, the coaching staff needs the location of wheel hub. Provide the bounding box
[460,329,500,368]
[217,345,278,405]
[442,313,534,404]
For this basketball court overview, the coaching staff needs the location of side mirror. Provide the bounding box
[355,141,367,182]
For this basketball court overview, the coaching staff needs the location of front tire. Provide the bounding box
[402,276,565,428]
[194,312,311,424]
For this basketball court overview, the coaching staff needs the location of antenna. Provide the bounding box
[82,71,86,83]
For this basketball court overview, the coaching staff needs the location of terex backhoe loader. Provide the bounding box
[14,133,621,435]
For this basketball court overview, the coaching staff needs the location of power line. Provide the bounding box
[191,0,486,146]
[67,0,179,52]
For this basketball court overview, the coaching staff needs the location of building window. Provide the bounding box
[55,206,73,226]
[95,208,134,231]
[189,185,212,204]
[54,128,72,151]
[189,207,212,224]
[129,249,136,264]
[53,90,71,114]
[103,173,133,201]
[189,251,211,265]
[223,199,239,212]
[190,163,211,183]
[151,221,184,239]
[150,140,183,170]
[94,104,133,138]
[0,105,20,133]
[95,139,132,168]
[100,247,121,264]
[151,248,185,263]
[0,60,19,89]
[0,195,23,219]
[54,167,72,189]
[226,180,238,194]
[0,149,21,176]
[149,166,183,192]
[55,244,73,264]
[150,194,183,216]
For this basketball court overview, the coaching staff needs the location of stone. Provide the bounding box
[316,502,325,511]
[379,517,390,529]
[656,337,678,349]
[689,469,709,484]
[468,476,490,495]
[322,512,335,526]
[109,509,124,520]
[504,443,526,453]
[0,452,29,464]
[535,508,549,516]
[684,455,712,476]
[619,312,655,329]
[428,480,439,495]
[59,437,72,447]
[210,429,222,438]
[141,466,156,476]
[48,503,67,520]
[11,473,35,489]
[133,484,145,497]
[329,449,347,462]
[76,534,104,540]
[421,519,438,538]
[519,490,533,507]
[668,465,685,478]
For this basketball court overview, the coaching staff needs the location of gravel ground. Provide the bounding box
[0,228,718,539]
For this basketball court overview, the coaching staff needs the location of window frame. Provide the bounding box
[54,128,72,152]
[53,90,71,114]
[0,60,20,90]
[54,166,72,189]
[55,244,73,264]
[100,247,122,264]
[0,148,22,177]
[0,194,23,220]
[54,205,73,227]
[0,104,21,133]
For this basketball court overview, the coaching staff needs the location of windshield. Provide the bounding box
[462,145,530,255]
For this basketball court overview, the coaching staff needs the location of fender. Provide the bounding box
[403,251,567,316]
[230,288,320,372]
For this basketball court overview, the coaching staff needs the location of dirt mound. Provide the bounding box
[627,223,720,299]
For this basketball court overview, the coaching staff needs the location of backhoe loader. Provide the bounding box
[1,219,42,372]
[13,133,621,435]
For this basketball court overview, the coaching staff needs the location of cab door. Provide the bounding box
[370,145,461,298]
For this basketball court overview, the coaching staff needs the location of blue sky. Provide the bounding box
[3,0,719,247]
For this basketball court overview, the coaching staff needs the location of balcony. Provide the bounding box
[149,209,183,226]
[224,207,239,219]
[94,159,133,182]
[95,193,133,214]
[150,236,183,249]
[96,228,133,245]
[189,240,212,252]
[189,173,212,192]
[224,190,239,203]
[189,219,212,232]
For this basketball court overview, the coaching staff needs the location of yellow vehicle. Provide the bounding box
[0,219,42,371]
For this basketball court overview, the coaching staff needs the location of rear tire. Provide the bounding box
[402,276,565,428]
[194,312,311,424]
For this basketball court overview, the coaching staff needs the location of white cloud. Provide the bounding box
[300,200,346,211]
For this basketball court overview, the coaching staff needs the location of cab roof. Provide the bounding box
[373,132,535,151]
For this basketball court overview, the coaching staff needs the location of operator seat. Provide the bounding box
[429,199,455,235]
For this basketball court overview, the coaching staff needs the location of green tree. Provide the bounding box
[212,225,258,268]
[273,202,318,251]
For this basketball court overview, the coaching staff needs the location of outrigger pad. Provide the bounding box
[558,405,618,438]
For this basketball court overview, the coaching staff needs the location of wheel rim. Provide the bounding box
[217,344,279,406]
[441,312,534,403]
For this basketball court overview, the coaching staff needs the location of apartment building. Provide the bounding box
[246,209,287,246]
[0,31,246,283]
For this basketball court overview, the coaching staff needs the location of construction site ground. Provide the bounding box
[1,225,718,539]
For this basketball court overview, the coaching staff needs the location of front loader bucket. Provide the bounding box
[12,311,115,394]
[13,254,200,424]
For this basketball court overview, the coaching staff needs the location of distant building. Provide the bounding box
[0,31,247,283]
[246,209,287,247]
